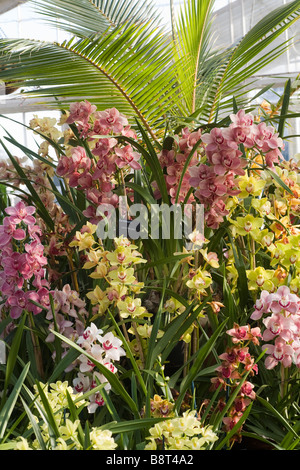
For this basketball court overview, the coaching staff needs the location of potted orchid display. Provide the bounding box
[0,88,300,451]
[0,0,300,453]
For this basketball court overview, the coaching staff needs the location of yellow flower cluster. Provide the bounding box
[29,114,63,160]
[80,233,149,319]
[226,157,300,294]
[145,410,218,450]
[70,227,154,364]
[12,381,117,450]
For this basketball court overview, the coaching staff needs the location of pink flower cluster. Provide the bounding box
[251,286,300,369]
[0,201,50,319]
[211,323,261,441]
[72,322,126,413]
[45,284,88,364]
[225,110,284,167]
[56,101,141,223]
[155,128,202,203]
[187,109,284,229]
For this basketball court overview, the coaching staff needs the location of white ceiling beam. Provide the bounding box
[0,0,28,15]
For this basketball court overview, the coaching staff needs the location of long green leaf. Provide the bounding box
[100,417,169,434]
[0,362,30,440]
[0,314,27,411]
[175,318,227,412]
[21,397,47,450]
[107,309,147,396]
[32,0,163,38]
[35,381,60,439]
[257,396,300,441]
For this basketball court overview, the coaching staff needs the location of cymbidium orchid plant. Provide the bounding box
[0,91,300,451]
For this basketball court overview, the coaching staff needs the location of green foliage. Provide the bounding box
[0,0,300,138]
[0,0,300,452]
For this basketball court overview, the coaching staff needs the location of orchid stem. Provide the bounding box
[28,311,44,380]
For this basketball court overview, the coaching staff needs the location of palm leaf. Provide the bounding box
[0,22,182,140]
[203,0,300,121]
[32,0,164,37]
[0,0,299,138]
[172,0,216,115]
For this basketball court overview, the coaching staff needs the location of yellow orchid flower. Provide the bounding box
[247,267,275,291]
[238,175,266,198]
[251,228,274,249]
[251,197,274,218]
[136,325,163,339]
[186,269,212,293]
[269,242,289,266]
[106,246,147,266]
[290,277,300,295]
[200,248,219,268]
[117,297,151,319]
[230,214,264,237]
[130,281,145,295]
[164,297,186,315]
[288,233,300,248]
[108,266,136,285]
[83,249,105,269]
[69,231,95,251]
[86,285,108,305]
[226,263,238,285]
[281,247,300,270]
[89,262,108,279]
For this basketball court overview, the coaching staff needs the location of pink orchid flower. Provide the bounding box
[96,108,128,133]
[71,146,91,171]
[5,201,36,226]
[115,145,142,170]
[211,148,245,176]
[230,109,254,128]
[0,217,26,246]
[7,290,28,319]
[265,148,283,168]
[263,337,295,369]
[234,397,251,413]
[240,381,256,400]
[250,290,270,320]
[226,324,262,344]
[224,125,255,148]
[223,413,243,432]
[189,164,214,187]
[66,100,97,125]
[56,155,76,177]
[254,122,284,152]
[197,175,228,199]
[201,127,227,152]
[262,313,296,342]
[92,137,118,158]
[267,285,300,314]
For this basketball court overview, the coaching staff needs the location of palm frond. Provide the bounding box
[0,22,183,140]
[32,0,164,37]
[0,0,299,138]
[202,0,300,121]
[173,0,216,114]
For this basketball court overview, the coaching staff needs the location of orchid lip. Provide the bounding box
[273,352,284,361]
[279,299,290,308]
[270,325,280,335]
